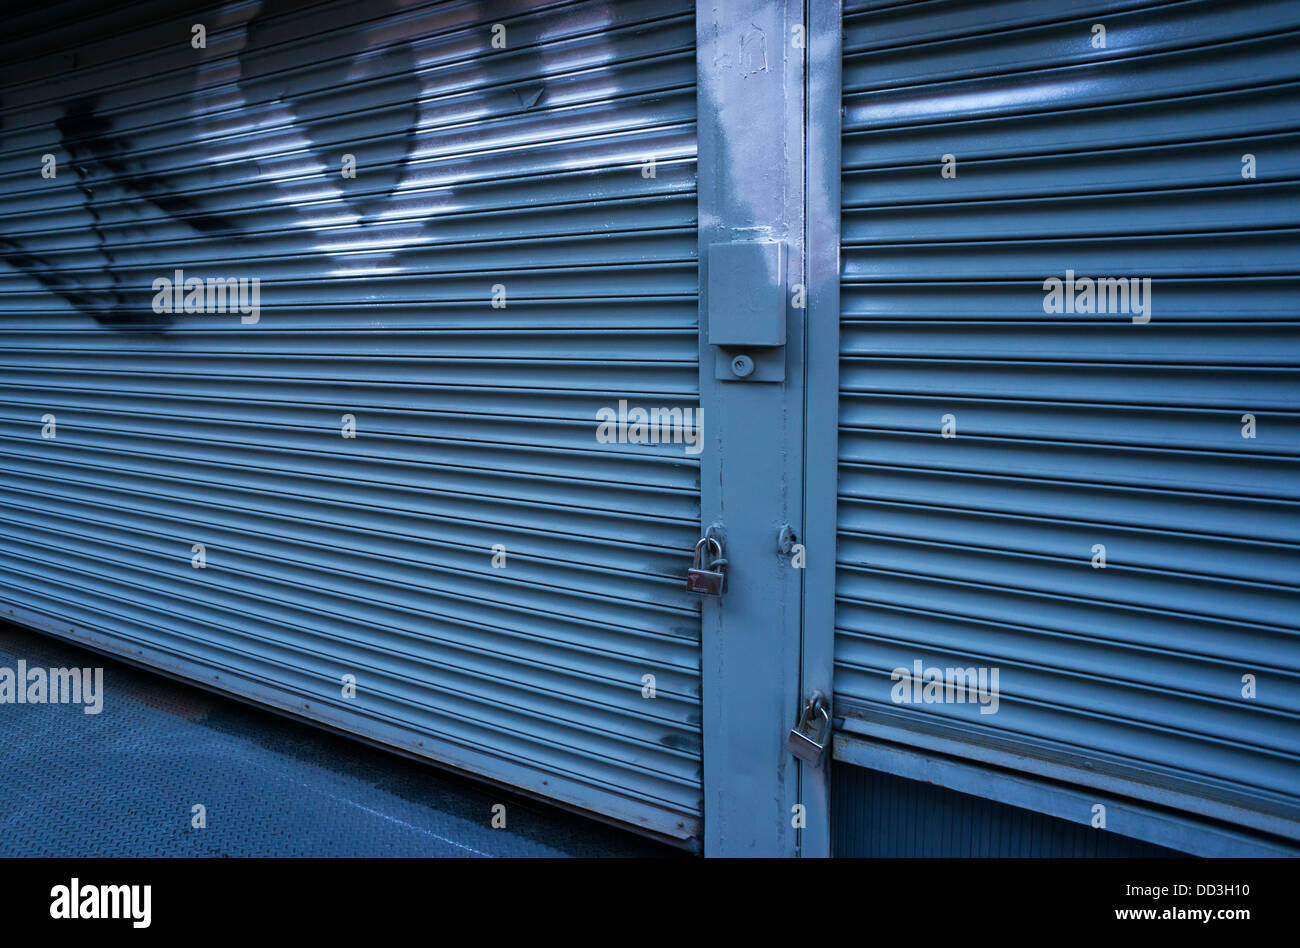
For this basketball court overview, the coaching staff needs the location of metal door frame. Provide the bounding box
[696,0,841,857]
[800,0,844,860]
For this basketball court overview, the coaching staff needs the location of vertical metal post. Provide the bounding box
[697,0,809,856]
[799,0,844,859]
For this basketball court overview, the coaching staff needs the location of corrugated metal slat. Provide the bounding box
[835,0,1300,836]
[0,0,702,843]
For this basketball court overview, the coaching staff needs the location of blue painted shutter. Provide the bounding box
[0,1,702,843]
[835,0,1300,838]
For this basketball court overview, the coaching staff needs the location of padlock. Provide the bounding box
[686,536,727,595]
[786,691,831,765]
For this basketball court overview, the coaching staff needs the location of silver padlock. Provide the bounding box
[686,536,727,595]
[786,691,831,765]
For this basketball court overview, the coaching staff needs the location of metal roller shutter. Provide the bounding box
[835,0,1300,837]
[0,0,702,843]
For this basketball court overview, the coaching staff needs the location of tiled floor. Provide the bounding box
[0,622,677,858]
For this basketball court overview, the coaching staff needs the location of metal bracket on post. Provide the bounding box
[704,522,726,551]
[708,241,787,382]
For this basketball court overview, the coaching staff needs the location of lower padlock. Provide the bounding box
[786,691,831,765]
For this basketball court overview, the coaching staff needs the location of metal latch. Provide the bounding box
[786,691,831,765]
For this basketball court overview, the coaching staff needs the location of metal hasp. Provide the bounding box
[708,241,787,382]
[787,691,832,766]
[686,536,728,596]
